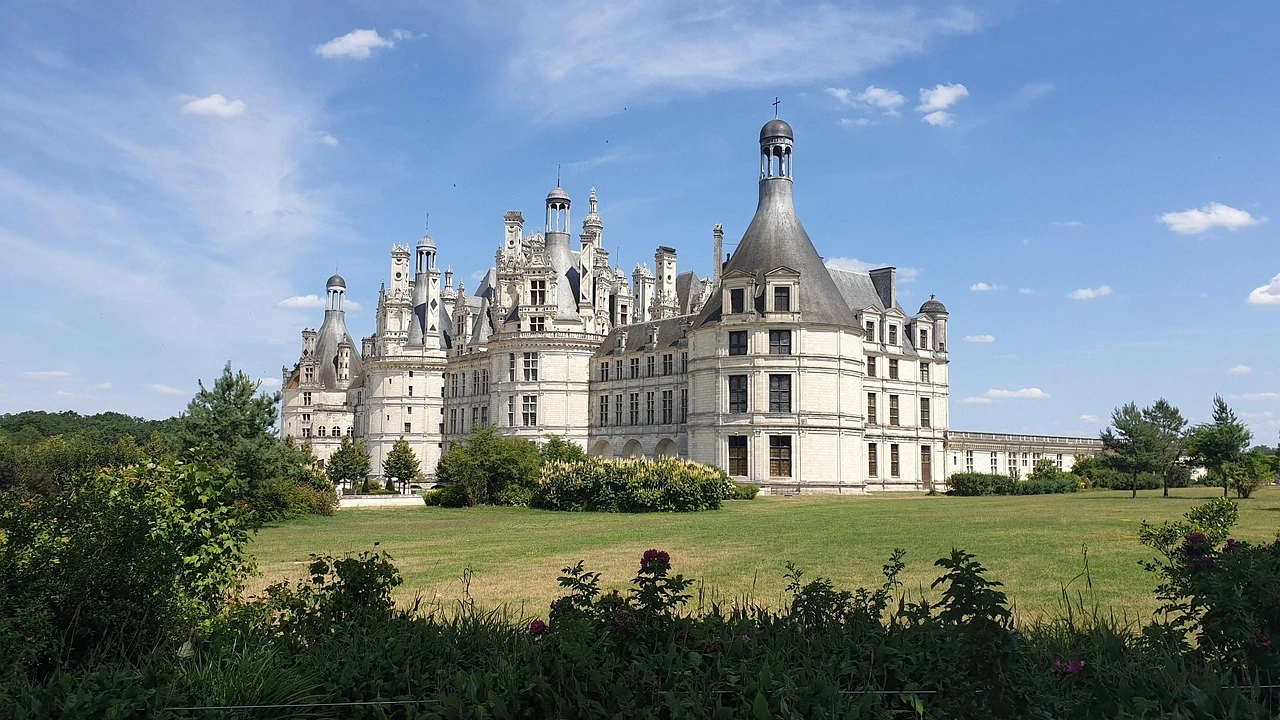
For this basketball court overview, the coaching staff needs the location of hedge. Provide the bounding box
[531,456,734,512]
[947,472,1080,496]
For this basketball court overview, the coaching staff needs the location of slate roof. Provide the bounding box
[594,315,692,358]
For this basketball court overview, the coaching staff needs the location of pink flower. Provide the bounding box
[742,633,752,644]
[1255,628,1271,649]
[529,619,547,636]
[1053,658,1085,676]
[1225,538,1240,552]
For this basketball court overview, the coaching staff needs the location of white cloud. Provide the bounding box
[1068,285,1112,300]
[267,337,290,346]
[1231,392,1280,401]
[962,396,994,404]
[23,370,72,378]
[1160,202,1263,234]
[278,294,325,309]
[964,334,995,343]
[1053,220,1083,228]
[315,29,396,60]
[1228,364,1252,376]
[825,258,920,281]
[257,377,282,389]
[319,133,339,146]
[994,353,1019,360]
[921,110,953,126]
[54,390,77,398]
[824,87,854,104]
[1018,287,1034,295]
[986,388,1050,399]
[918,82,969,112]
[180,93,247,118]
[1248,273,1280,305]
[488,4,984,122]
[147,383,185,396]
[95,382,113,390]
[837,117,874,129]
[969,282,998,292]
[858,86,906,112]
[1079,414,1099,423]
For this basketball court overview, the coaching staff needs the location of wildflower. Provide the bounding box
[1064,660,1085,676]
[641,549,671,572]
[1255,628,1271,649]
[1188,554,1217,572]
[1225,538,1240,552]
[742,633,752,644]
[529,619,547,635]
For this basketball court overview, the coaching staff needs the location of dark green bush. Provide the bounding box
[730,482,759,500]
[948,471,1079,496]
[532,456,733,512]
[946,472,998,495]
[436,426,541,507]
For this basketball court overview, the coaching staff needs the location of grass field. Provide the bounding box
[249,486,1280,621]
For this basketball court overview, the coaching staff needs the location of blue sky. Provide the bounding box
[2,1,1278,441]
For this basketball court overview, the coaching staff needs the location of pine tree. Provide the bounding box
[383,437,421,493]
[1100,402,1162,498]
[1187,395,1252,498]
[1142,398,1187,498]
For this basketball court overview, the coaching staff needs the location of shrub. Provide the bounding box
[946,472,997,496]
[948,471,1079,496]
[730,482,759,500]
[437,426,541,507]
[533,456,732,512]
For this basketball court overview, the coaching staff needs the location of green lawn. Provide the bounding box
[249,486,1280,621]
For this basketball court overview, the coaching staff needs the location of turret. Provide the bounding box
[632,264,654,323]
[712,224,724,285]
[652,246,678,319]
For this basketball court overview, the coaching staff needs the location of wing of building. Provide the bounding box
[280,119,1101,493]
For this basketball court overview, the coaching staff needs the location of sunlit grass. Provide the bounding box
[249,486,1280,620]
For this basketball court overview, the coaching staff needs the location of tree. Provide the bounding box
[437,425,541,506]
[1186,395,1252,498]
[1100,402,1162,498]
[383,437,421,493]
[327,435,371,492]
[1226,447,1276,499]
[540,435,588,465]
[1143,398,1188,498]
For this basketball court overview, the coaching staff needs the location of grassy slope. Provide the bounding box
[249,486,1280,620]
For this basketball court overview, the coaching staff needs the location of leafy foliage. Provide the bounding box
[1100,401,1165,497]
[946,471,1079,496]
[1187,395,1253,498]
[729,482,760,500]
[533,456,733,512]
[539,434,588,464]
[325,434,371,491]
[436,425,542,507]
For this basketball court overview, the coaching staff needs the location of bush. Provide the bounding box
[436,426,541,507]
[946,472,997,496]
[729,482,759,500]
[947,471,1079,496]
[533,456,733,512]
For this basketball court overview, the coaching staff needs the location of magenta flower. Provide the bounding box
[1255,628,1271,649]
[1225,538,1240,552]
[641,549,671,572]
[529,619,547,636]
[1053,658,1085,676]
[742,634,752,644]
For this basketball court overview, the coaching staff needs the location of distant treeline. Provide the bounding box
[0,410,173,446]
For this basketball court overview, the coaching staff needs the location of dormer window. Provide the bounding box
[919,329,930,350]
[730,288,745,314]
[303,365,314,383]
[888,325,898,346]
[530,316,546,332]
[530,280,547,305]
[865,320,876,340]
[773,286,791,312]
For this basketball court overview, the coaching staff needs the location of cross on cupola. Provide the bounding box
[773,97,781,117]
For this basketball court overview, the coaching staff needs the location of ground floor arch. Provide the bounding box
[589,439,614,458]
[654,438,678,458]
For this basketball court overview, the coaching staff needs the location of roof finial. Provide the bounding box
[773,96,781,117]
[557,163,562,186]
[425,212,430,233]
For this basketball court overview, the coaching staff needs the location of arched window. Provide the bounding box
[317,426,327,437]
[332,426,340,437]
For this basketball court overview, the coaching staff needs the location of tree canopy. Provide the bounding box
[1186,396,1252,498]
[382,437,420,492]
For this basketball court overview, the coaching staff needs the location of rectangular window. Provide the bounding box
[303,391,312,406]
[508,353,516,382]
[301,413,310,422]
[867,392,877,425]
[481,370,489,393]
[991,453,999,474]
[449,409,456,434]
[599,395,609,425]
[472,372,480,395]
[681,352,688,373]
[1057,454,1064,470]
[889,325,898,346]
[614,360,622,379]
[522,395,538,427]
[728,375,748,413]
[728,436,748,476]
[889,395,899,426]
[523,352,539,381]
[680,388,688,423]
[407,406,412,415]
[890,444,900,477]
[646,392,655,424]
[405,422,413,434]
[647,356,655,377]
[302,427,311,438]
[480,406,488,426]
[865,320,876,340]
[507,396,515,427]
[728,331,748,356]
[922,446,933,483]
[1022,452,1029,467]
[769,374,792,413]
[630,357,640,379]
[530,279,546,305]
[868,443,878,477]
[919,329,929,350]
[769,436,792,477]
[920,362,930,383]
[629,393,640,425]
[730,288,745,313]
[460,373,466,396]
[408,371,414,378]
[619,306,628,325]
[769,329,792,355]
[529,316,545,332]
[662,390,673,424]
[472,407,479,428]
[920,398,931,428]
[304,366,314,382]
[889,359,899,380]
[867,356,877,377]
[450,374,458,397]
[773,285,791,312]
[965,450,974,473]
[615,395,623,426]
[662,354,673,375]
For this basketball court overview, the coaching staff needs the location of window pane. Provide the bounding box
[728,375,748,413]
[729,331,748,356]
[769,436,792,477]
